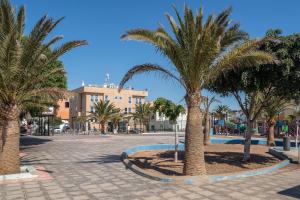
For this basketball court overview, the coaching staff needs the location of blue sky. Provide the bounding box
[12,0,300,109]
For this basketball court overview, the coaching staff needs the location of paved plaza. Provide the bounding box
[1,134,300,200]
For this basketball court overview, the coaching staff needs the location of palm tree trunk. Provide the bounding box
[101,122,105,134]
[267,120,276,146]
[243,118,254,161]
[183,93,206,175]
[204,112,211,145]
[0,118,20,174]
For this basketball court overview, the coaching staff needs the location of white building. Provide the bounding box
[149,112,187,132]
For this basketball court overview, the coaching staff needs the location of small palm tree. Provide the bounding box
[263,97,289,146]
[74,116,88,131]
[213,104,231,134]
[89,100,120,134]
[0,0,87,174]
[111,113,123,134]
[132,103,153,132]
[213,105,230,120]
[119,5,274,175]
[202,96,220,145]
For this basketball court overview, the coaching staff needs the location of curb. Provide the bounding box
[0,166,38,182]
[122,143,290,185]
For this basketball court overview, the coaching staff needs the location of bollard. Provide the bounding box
[283,136,290,151]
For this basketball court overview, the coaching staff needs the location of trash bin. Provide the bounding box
[283,136,290,151]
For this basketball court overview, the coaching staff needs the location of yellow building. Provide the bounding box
[69,82,148,131]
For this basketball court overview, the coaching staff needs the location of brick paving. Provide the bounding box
[0,134,300,199]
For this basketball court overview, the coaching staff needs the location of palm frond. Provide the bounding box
[207,39,275,84]
[119,63,183,90]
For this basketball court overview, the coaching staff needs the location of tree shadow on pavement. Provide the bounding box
[20,136,52,150]
[21,156,54,166]
[76,154,121,164]
[278,185,300,199]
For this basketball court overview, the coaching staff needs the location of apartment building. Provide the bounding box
[69,80,148,131]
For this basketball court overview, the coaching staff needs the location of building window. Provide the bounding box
[135,97,142,104]
[115,96,118,99]
[119,96,122,100]
[90,94,94,102]
[65,102,69,108]
[90,106,94,112]
[125,108,127,113]
[128,97,132,104]
[105,95,109,102]
[128,108,131,113]
[95,94,99,102]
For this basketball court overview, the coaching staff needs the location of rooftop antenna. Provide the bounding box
[81,80,85,86]
[105,73,110,85]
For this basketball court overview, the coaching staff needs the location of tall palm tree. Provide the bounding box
[0,0,87,174]
[89,100,120,134]
[132,103,153,132]
[202,96,220,145]
[119,5,274,175]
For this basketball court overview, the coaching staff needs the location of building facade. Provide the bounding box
[149,112,187,132]
[69,83,148,131]
[55,99,70,123]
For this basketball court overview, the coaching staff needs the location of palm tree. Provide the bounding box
[119,5,274,175]
[263,97,289,146]
[132,103,153,132]
[0,0,87,175]
[213,105,230,121]
[202,96,220,145]
[89,100,120,134]
[74,116,88,132]
[111,113,123,134]
[213,105,231,134]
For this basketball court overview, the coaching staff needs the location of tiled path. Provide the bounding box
[1,134,300,200]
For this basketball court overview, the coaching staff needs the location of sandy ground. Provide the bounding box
[129,144,281,176]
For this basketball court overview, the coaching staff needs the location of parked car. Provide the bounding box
[129,129,141,134]
[54,124,70,133]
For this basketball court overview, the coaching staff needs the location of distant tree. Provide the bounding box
[90,100,120,134]
[74,116,88,131]
[0,0,87,175]
[213,105,230,121]
[132,103,153,132]
[119,5,273,175]
[202,96,220,145]
[263,97,289,146]
[154,97,185,124]
[154,97,185,162]
[111,113,123,134]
